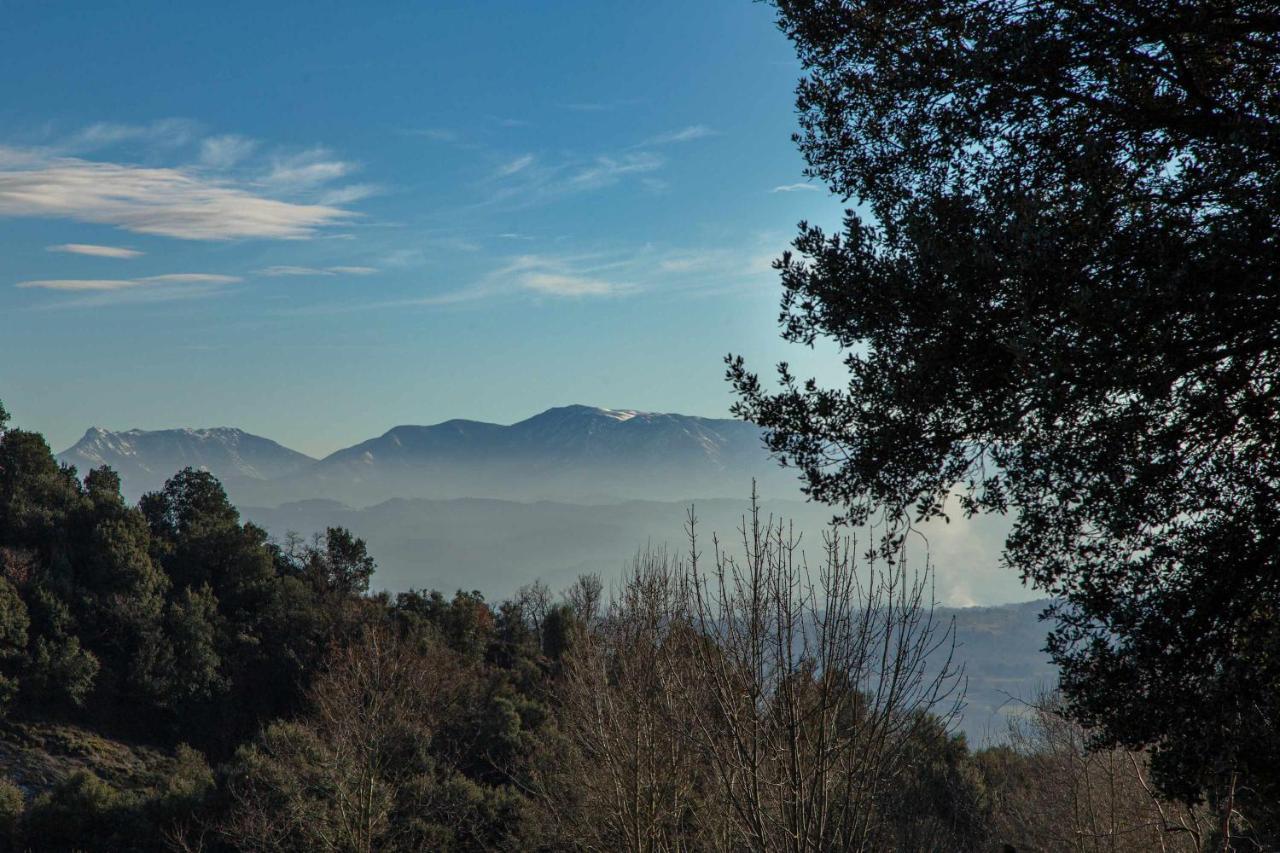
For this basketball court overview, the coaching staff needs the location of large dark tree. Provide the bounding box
[728,0,1280,828]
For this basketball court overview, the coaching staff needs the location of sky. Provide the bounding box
[0,0,852,457]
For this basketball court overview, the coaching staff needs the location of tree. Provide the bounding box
[0,578,27,710]
[979,694,1210,852]
[295,527,376,598]
[223,624,523,851]
[24,586,99,709]
[729,0,1280,830]
[546,549,715,851]
[678,499,964,852]
[542,496,966,852]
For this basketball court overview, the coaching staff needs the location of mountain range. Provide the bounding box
[55,404,1046,741]
[59,405,799,505]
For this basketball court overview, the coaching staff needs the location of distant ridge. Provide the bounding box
[58,406,798,505]
[264,404,792,506]
[59,426,315,500]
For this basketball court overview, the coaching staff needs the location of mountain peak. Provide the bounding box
[58,426,316,501]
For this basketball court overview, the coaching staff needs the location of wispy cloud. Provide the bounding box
[256,265,378,277]
[495,154,535,177]
[520,271,618,297]
[566,152,663,190]
[470,254,630,300]
[262,147,355,190]
[57,119,201,154]
[558,98,643,113]
[316,184,379,205]
[290,252,632,315]
[18,273,240,291]
[770,182,820,193]
[406,128,461,143]
[0,149,354,239]
[46,243,142,259]
[640,125,716,146]
[31,280,236,310]
[200,134,257,169]
[482,149,665,209]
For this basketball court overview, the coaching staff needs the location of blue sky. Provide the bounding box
[0,0,849,457]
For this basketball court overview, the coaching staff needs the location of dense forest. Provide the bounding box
[0,401,1228,850]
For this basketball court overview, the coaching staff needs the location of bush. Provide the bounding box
[23,770,139,851]
[0,778,23,848]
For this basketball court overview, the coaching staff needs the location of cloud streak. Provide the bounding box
[640,125,716,146]
[521,271,618,297]
[0,152,353,240]
[57,119,201,154]
[200,134,258,169]
[567,152,663,190]
[18,273,241,291]
[46,243,142,259]
[256,265,378,277]
[262,147,355,190]
[495,154,535,177]
[770,183,820,193]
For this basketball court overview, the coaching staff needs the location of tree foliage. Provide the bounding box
[728,0,1280,828]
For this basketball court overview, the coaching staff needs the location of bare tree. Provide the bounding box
[514,579,553,637]
[546,548,712,852]
[985,693,1211,853]
[563,572,604,628]
[544,489,965,852]
[675,488,964,852]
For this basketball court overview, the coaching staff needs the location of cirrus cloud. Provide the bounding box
[520,271,618,297]
[639,125,716,146]
[46,243,142,259]
[256,264,378,277]
[0,149,355,240]
[18,273,241,291]
[770,182,820,193]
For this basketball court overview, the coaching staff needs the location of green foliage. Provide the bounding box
[24,769,140,851]
[157,584,227,711]
[0,777,23,847]
[393,588,495,660]
[729,0,1280,829]
[307,526,376,596]
[224,626,535,850]
[0,579,27,712]
[540,602,578,663]
[882,717,992,851]
[0,428,84,552]
[29,635,99,708]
